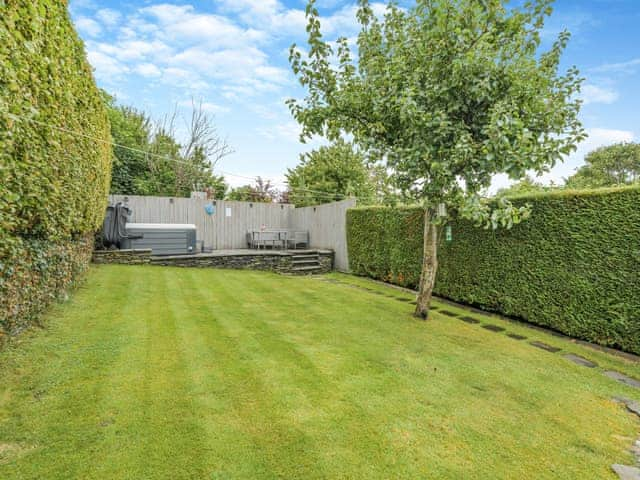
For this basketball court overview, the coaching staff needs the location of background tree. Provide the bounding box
[565,142,640,189]
[289,0,584,318]
[104,91,153,195]
[286,139,385,206]
[226,177,277,202]
[496,175,558,197]
[104,92,230,198]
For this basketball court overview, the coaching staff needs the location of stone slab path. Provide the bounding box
[605,371,640,389]
[482,324,505,332]
[529,341,562,353]
[564,353,598,368]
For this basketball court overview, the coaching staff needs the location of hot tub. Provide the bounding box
[121,223,197,255]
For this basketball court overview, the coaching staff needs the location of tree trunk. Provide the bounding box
[414,208,439,320]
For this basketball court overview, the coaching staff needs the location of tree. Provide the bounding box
[289,0,584,318]
[104,92,231,198]
[286,139,384,206]
[565,142,640,189]
[227,177,277,202]
[496,175,558,197]
[104,91,153,196]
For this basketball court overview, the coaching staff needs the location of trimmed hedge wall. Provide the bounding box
[347,187,640,354]
[0,237,93,341]
[0,1,111,339]
[0,0,111,245]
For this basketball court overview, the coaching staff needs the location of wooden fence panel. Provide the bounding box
[289,198,356,272]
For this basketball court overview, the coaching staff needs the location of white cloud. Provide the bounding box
[80,3,293,95]
[217,0,307,35]
[257,121,302,142]
[69,0,96,13]
[160,67,210,91]
[178,99,229,115]
[591,58,640,75]
[75,16,102,37]
[141,4,265,47]
[89,39,172,62]
[95,8,121,28]
[581,84,619,105]
[135,63,162,78]
[167,46,291,95]
[86,50,128,79]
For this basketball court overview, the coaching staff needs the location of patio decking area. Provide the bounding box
[93,248,334,275]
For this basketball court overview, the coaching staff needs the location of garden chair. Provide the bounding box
[259,231,279,249]
[288,231,309,249]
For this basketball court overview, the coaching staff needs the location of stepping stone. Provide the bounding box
[612,464,640,480]
[549,330,568,338]
[564,353,598,368]
[460,316,480,324]
[604,371,640,389]
[529,341,561,353]
[507,333,527,340]
[438,310,459,317]
[613,397,640,417]
[482,324,505,332]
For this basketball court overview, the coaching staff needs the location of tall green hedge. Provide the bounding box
[0,0,111,245]
[347,187,640,354]
[0,1,111,338]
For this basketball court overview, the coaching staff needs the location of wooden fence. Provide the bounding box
[108,195,355,270]
[109,195,292,250]
[289,198,356,272]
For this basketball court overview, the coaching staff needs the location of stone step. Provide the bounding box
[291,265,322,272]
[292,259,320,265]
[292,255,319,260]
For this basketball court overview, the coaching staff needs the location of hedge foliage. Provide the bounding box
[347,187,640,354]
[0,0,111,247]
[0,1,111,339]
[0,237,93,341]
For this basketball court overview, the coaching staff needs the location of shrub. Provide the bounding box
[0,1,111,338]
[0,237,93,341]
[347,187,640,354]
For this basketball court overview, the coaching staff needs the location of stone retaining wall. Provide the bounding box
[92,249,334,275]
[152,253,294,273]
[153,251,334,275]
[318,253,333,272]
[92,249,152,265]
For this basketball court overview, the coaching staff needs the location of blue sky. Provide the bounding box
[68,0,640,191]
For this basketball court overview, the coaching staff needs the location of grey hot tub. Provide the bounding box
[121,223,197,255]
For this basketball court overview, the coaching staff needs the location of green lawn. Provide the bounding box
[1,265,639,479]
